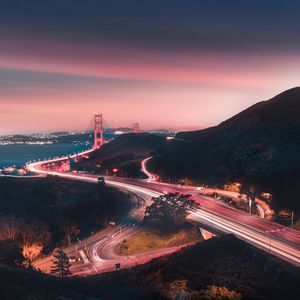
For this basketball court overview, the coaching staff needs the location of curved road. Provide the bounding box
[31,164,185,275]
[28,153,300,268]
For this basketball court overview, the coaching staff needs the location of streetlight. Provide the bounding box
[112,168,118,176]
[249,198,252,215]
[265,228,286,254]
[265,230,272,254]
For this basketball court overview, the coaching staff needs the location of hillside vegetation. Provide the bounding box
[0,176,130,259]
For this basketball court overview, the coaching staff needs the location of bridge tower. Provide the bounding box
[94,113,104,149]
[133,122,140,134]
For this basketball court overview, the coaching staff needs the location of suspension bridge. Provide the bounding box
[25,113,140,172]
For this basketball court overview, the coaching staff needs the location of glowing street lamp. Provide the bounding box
[112,168,118,176]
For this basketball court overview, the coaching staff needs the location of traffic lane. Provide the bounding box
[108,177,300,247]
[34,226,122,272]
[189,211,300,266]
[30,169,300,257]
[34,190,148,269]
[90,226,143,261]
[191,200,300,246]
[99,176,300,248]
[190,197,300,245]
[28,161,300,266]
[33,187,155,274]
[72,245,186,276]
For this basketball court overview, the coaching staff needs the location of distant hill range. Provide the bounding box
[151,87,300,212]
[49,131,70,136]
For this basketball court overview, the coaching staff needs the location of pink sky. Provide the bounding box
[1,38,300,134]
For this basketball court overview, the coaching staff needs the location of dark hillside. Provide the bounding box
[178,87,300,141]
[1,235,298,299]
[0,177,130,251]
[76,133,185,176]
[93,133,167,160]
[101,234,300,300]
[151,88,300,212]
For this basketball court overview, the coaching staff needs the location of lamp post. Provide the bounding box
[265,230,272,254]
[112,168,118,176]
[265,228,286,254]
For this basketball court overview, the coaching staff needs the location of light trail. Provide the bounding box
[188,210,300,265]
[141,156,160,182]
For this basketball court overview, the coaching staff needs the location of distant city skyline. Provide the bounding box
[1,1,300,134]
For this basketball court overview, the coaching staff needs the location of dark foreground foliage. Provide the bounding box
[0,176,131,253]
[0,235,299,300]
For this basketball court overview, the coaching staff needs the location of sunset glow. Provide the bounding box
[1,1,300,134]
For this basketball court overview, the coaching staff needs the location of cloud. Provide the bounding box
[1,1,300,52]
[0,1,300,133]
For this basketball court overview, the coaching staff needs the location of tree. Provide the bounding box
[60,219,80,246]
[50,248,72,278]
[0,239,23,266]
[0,216,51,266]
[22,242,43,267]
[199,285,241,300]
[0,216,21,240]
[144,194,192,226]
[19,218,51,266]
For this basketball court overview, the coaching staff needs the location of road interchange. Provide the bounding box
[28,153,300,270]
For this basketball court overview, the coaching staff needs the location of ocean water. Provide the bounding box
[0,143,91,167]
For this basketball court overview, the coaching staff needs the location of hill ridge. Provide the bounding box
[152,87,300,212]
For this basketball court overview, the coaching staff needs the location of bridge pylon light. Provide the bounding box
[94,113,104,149]
[133,122,140,134]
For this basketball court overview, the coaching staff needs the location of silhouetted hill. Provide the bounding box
[178,87,300,140]
[76,133,185,176]
[151,88,300,212]
[94,133,167,159]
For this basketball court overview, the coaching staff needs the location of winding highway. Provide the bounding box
[30,155,186,275]
[34,189,183,276]
[28,152,300,271]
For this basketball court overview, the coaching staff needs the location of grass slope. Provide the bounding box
[115,225,202,256]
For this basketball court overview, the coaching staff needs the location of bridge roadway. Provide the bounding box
[27,155,300,269]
